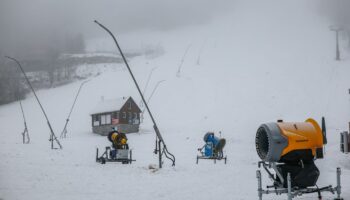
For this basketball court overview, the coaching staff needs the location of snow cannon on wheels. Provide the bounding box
[96,129,135,164]
[255,118,343,200]
[196,132,227,164]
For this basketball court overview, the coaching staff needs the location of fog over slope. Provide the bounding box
[0,0,234,57]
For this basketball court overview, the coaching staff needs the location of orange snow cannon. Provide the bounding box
[256,118,327,163]
[255,118,343,199]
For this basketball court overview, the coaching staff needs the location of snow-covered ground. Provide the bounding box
[1,1,350,200]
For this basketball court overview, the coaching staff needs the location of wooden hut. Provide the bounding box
[90,96,141,135]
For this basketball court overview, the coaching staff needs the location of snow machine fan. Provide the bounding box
[196,132,227,164]
[255,118,343,200]
[96,129,135,164]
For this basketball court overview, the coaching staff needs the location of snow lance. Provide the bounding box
[255,117,343,200]
[19,100,30,144]
[196,132,227,164]
[94,20,175,168]
[5,56,62,149]
[60,80,90,139]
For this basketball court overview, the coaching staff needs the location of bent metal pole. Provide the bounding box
[60,79,90,138]
[5,56,62,149]
[19,100,30,144]
[94,20,175,168]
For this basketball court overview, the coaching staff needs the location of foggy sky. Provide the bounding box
[0,0,234,58]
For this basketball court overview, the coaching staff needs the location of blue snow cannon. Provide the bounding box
[197,132,227,164]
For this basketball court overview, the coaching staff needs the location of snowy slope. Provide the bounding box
[1,1,350,200]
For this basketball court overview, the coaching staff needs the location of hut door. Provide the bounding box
[128,112,132,124]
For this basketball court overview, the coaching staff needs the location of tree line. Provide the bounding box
[0,34,85,105]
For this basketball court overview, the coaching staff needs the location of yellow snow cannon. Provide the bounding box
[110,131,128,147]
[96,129,134,164]
[255,118,326,163]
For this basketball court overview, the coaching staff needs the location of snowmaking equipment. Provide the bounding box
[94,20,175,168]
[19,100,30,144]
[196,132,227,164]
[60,80,90,139]
[255,118,343,200]
[96,129,135,164]
[5,56,61,149]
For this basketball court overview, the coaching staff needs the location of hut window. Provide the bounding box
[123,112,126,118]
[101,114,111,125]
[129,102,132,109]
[93,115,100,126]
[106,114,111,124]
[133,113,140,124]
[113,112,119,119]
[101,115,106,125]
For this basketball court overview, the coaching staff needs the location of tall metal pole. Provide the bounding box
[176,44,191,77]
[330,26,343,61]
[336,167,342,200]
[287,173,292,200]
[5,56,62,149]
[94,20,175,168]
[336,30,340,61]
[60,80,90,138]
[19,100,30,144]
[140,67,157,108]
[256,170,263,200]
[142,80,166,114]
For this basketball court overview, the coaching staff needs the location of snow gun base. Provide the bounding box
[96,147,135,164]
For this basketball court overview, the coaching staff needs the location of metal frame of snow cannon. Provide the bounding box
[96,146,135,164]
[256,161,343,200]
[196,144,227,164]
[196,132,227,164]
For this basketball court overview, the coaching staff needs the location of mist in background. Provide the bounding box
[0,0,235,58]
[0,0,234,105]
[1,0,350,105]
[2,0,350,58]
